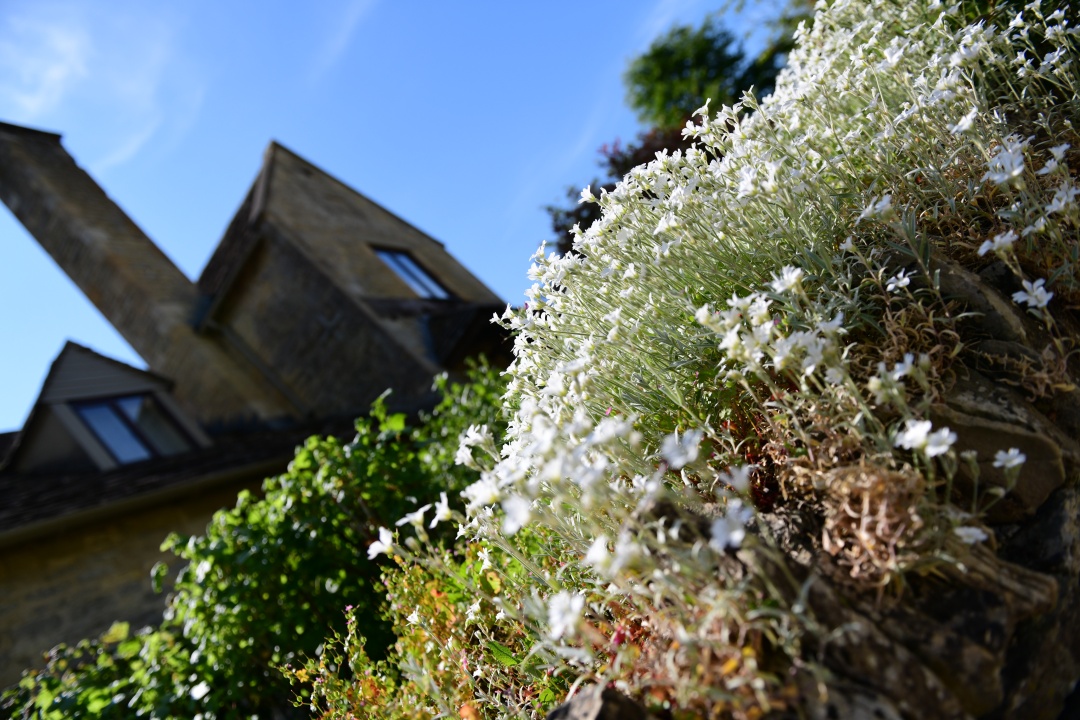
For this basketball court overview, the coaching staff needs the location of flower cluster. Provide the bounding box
[360,0,1078,716]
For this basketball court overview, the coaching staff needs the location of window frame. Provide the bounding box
[373,248,452,300]
[70,393,195,466]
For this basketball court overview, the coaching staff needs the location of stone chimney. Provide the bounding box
[0,122,294,426]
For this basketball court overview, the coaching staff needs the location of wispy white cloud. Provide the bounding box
[309,0,379,83]
[0,1,204,173]
[0,9,91,120]
[92,114,162,172]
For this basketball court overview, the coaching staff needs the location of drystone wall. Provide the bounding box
[547,257,1080,720]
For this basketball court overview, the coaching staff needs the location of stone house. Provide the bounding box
[0,121,509,685]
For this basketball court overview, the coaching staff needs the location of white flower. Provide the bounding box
[993,447,1026,469]
[395,504,432,529]
[770,265,804,294]
[478,547,492,571]
[954,526,989,544]
[430,491,451,528]
[895,422,933,453]
[407,610,420,625]
[466,600,481,623]
[819,312,845,336]
[579,185,595,204]
[501,494,532,535]
[983,137,1027,185]
[585,535,610,572]
[891,353,915,381]
[654,211,680,234]
[840,236,855,252]
[1012,278,1053,308]
[1022,216,1047,237]
[547,591,585,640]
[455,443,477,469]
[367,526,395,559]
[661,428,704,469]
[948,106,978,134]
[925,427,958,457]
[609,533,642,574]
[1037,158,1060,175]
[858,194,893,222]
[709,499,752,551]
[463,476,501,510]
[895,419,955,456]
[886,269,911,292]
[718,465,754,493]
[977,229,1017,256]
[1046,183,1079,214]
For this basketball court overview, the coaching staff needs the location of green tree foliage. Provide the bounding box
[1,365,506,720]
[546,5,810,255]
[625,16,772,128]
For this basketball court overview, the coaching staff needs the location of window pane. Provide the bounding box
[115,396,191,457]
[394,253,450,300]
[75,402,152,464]
[375,249,451,300]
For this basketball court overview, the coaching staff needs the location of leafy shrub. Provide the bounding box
[2,364,506,719]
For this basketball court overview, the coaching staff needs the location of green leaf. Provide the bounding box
[484,641,519,667]
[101,622,129,644]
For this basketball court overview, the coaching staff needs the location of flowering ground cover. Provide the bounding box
[301,0,1080,717]
[7,0,1078,717]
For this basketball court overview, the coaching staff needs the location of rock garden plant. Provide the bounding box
[298,0,1080,717]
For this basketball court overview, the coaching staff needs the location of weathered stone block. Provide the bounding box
[929,403,1067,523]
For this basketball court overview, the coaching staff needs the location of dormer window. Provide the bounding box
[72,394,193,465]
[375,248,451,300]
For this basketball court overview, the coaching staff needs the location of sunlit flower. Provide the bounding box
[654,211,680,234]
[858,194,893,222]
[367,527,394,559]
[430,491,452,528]
[463,476,500,510]
[501,494,532,535]
[770,265,804,294]
[584,535,610,571]
[978,229,1017,256]
[948,106,978,134]
[895,419,956,456]
[983,136,1027,185]
[396,504,432,529]
[661,429,704,469]
[547,591,585,640]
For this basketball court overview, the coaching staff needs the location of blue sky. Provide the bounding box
[0,0,780,431]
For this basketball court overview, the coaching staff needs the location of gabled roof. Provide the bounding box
[0,342,173,472]
[0,420,347,547]
[194,141,501,329]
[38,341,171,403]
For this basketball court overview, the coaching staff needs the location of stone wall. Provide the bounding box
[0,479,257,686]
